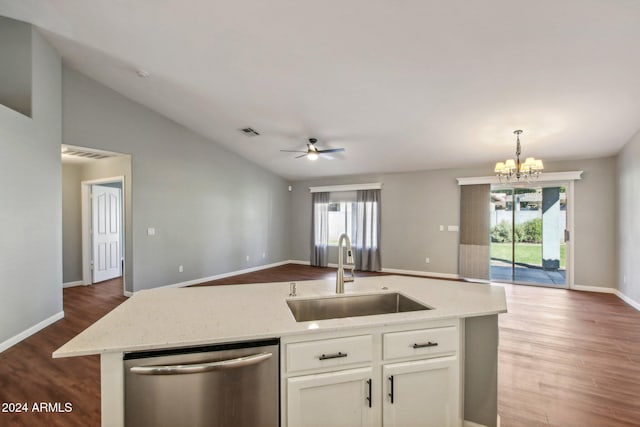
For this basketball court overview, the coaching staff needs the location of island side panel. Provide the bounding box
[464,315,499,427]
[101,352,124,427]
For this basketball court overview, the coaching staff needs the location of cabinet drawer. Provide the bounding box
[383,326,457,360]
[286,335,373,373]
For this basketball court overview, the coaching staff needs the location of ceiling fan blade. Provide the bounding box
[317,148,345,154]
[295,153,308,159]
[280,150,307,153]
[319,153,335,160]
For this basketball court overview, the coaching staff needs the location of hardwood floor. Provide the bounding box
[1,266,639,427]
[498,284,640,427]
[0,277,126,427]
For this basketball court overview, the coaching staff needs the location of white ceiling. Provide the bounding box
[3,0,640,180]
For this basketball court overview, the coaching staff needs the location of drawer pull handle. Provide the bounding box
[412,341,438,349]
[318,351,348,360]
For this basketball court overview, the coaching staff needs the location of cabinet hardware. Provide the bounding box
[318,351,348,360]
[366,379,372,408]
[412,341,438,349]
[388,375,394,404]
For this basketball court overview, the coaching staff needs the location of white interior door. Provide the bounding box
[92,185,122,283]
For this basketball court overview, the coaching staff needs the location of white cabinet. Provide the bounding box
[382,356,459,427]
[283,321,461,427]
[287,367,377,427]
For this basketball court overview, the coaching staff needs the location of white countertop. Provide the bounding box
[53,275,507,358]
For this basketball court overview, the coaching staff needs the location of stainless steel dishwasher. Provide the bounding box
[124,338,279,427]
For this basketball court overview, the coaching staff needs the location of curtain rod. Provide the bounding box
[309,183,383,193]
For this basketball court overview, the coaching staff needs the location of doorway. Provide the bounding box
[490,184,569,287]
[61,144,132,296]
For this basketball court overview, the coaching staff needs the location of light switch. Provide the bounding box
[439,225,444,231]
[147,227,156,236]
[447,225,459,232]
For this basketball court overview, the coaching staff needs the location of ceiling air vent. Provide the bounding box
[240,127,260,137]
[61,148,116,160]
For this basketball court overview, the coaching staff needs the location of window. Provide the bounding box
[311,187,381,271]
[328,202,353,246]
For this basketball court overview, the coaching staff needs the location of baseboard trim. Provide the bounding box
[63,280,84,288]
[289,261,460,280]
[288,260,340,268]
[123,291,133,298]
[0,311,65,353]
[463,421,488,427]
[381,267,460,280]
[572,285,617,294]
[134,260,293,293]
[572,285,640,312]
[616,290,640,311]
[289,259,311,265]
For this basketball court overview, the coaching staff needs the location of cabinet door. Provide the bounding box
[287,367,377,427]
[383,356,460,427]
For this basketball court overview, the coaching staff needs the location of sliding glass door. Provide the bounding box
[490,185,567,287]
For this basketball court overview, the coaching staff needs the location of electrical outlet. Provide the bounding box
[439,225,444,231]
[246,255,250,262]
[425,257,430,264]
[178,265,184,273]
[262,252,266,259]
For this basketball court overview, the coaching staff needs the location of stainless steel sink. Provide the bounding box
[287,292,432,322]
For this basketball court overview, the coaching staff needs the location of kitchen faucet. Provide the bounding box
[336,233,355,294]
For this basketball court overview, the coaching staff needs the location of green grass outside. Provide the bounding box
[491,242,566,269]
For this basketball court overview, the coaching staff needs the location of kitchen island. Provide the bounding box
[54,275,507,427]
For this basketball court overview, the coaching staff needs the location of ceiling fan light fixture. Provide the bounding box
[307,152,319,161]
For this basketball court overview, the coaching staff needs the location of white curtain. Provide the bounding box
[352,189,381,271]
[310,192,329,267]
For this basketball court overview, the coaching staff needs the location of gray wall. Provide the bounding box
[62,67,291,292]
[0,16,31,117]
[617,129,640,304]
[290,157,618,288]
[61,163,82,283]
[62,157,132,286]
[552,157,618,288]
[0,23,62,345]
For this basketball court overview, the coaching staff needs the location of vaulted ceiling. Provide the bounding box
[2,0,640,179]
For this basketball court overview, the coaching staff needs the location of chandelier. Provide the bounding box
[494,130,544,182]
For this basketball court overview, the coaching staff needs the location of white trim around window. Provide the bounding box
[456,171,583,186]
[309,182,383,193]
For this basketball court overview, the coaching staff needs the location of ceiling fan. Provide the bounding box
[280,138,345,161]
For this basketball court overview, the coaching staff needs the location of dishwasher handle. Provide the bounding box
[130,352,272,375]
